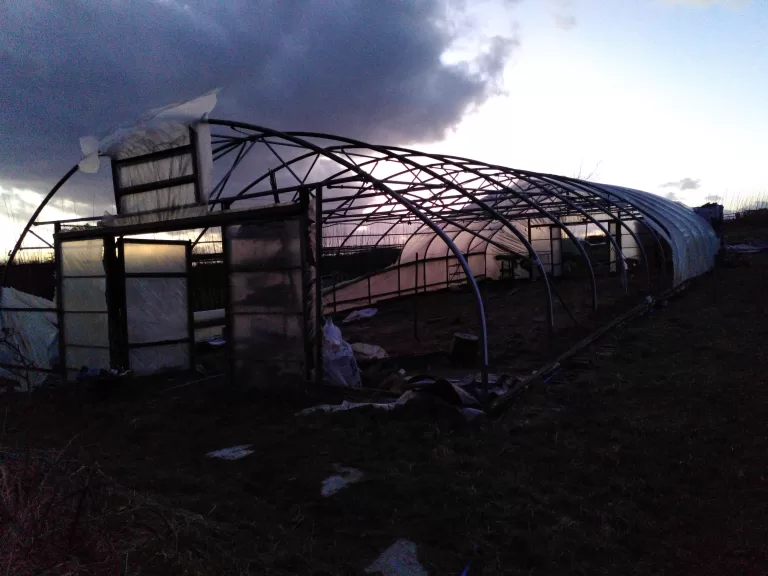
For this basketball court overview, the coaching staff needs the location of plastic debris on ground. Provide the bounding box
[320,465,364,497]
[323,319,362,388]
[351,342,388,360]
[365,539,428,576]
[726,241,768,253]
[343,308,378,323]
[76,367,132,382]
[459,407,486,421]
[205,445,254,460]
[296,391,416,416]
[299,368,519,421]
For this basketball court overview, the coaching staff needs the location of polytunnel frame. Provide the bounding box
[0,118,698,396]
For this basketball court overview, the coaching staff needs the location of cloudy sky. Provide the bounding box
[1,0,766,252]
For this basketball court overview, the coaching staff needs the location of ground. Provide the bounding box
[1,223,767,575]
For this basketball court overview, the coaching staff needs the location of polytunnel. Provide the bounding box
[0,93,720,391]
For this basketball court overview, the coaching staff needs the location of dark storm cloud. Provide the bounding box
[0,0,518,190]
[662,177,701,191]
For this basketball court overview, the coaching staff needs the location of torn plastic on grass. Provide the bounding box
[351,342,388,360]
[323,319,362,389]
[296,391,417,415]
[365,539,428,576]
[205,445,254,460]
[343,308,378,323]
[320,465,364,497]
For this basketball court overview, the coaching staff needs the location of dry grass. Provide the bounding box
[0,447,246,575]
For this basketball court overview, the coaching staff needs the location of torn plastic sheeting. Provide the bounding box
[79,89,218,173]
[296,391,415,416]
[727,242,768,253]
[406,376,481,407]
[320,465,364,497]
[0,288,57,390]
[206,445,253,460]
[79,90,218,222]
[365,539,428,576]
[323,319,361,389]
[351,342,388,360]
[343,308,377,323]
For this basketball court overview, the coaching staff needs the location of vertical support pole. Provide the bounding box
[185,241,196,372]
[445,255,449,287]
[397,262,401,297]
[413,253,419,342]
[332,272,337,314]
[298,187,312,382]
[103,235,117,369]
[527,218,533,282]
[54,223,66,382]
[189,127,203,205]
[222,226,234,386]
[314,184,323,387]
[550,226,555,276]
[117,239,130,370]
[270,171,280,204]
[367,275,372,305]
[422,255,427,292]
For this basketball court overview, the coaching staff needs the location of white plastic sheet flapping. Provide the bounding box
[78,90,218,221]
[0,288,57,390]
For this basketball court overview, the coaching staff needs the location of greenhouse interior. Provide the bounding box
[0,92,720,395]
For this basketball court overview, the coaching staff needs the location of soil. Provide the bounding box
[1,222,767,575]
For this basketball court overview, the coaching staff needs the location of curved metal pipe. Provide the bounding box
[286,132,556,329]
[535,173,651,290]
[2,164,79,287]
[205,119,491,389]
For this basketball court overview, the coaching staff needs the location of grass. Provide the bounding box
[0,446,248,575]
[0,219,765,574]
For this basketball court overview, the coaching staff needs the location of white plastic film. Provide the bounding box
[230,270,303,314]
[129,343,190,375]
[62,278,107,312]
[61,240,104,277]
[125,278,188,344]
[227,220,302,270]
[123,242,186,274]
[63,313,109,347]
[65,346,110,371]
[119,185,197,214]
[116,153,194,188]
[0,289,57,389]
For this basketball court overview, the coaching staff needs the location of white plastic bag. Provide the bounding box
[322,319,361,388]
